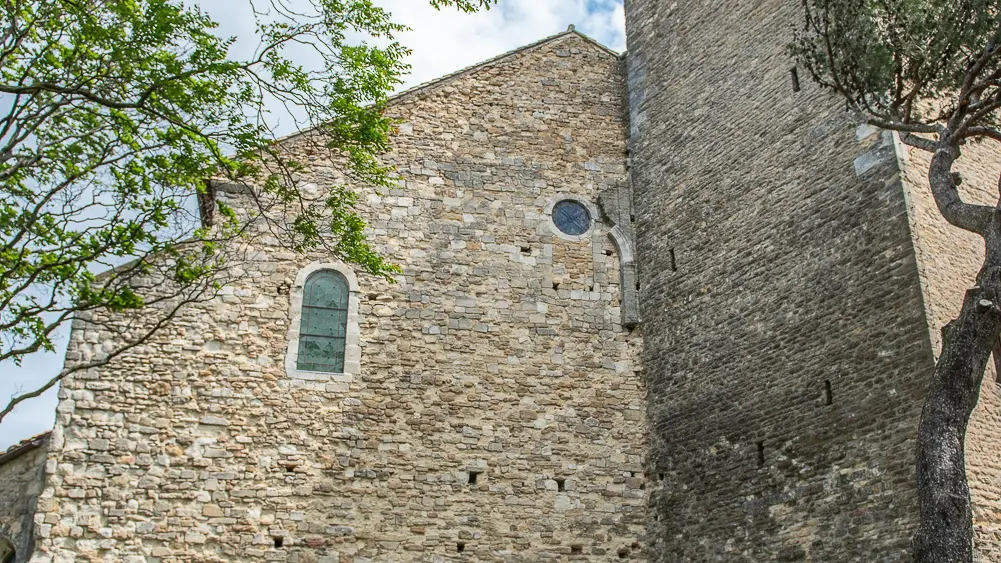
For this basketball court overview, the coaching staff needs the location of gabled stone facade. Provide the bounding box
[26,31,649,563]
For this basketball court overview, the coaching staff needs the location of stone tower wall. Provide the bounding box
[31,33,648,563]
[625,0,940,560]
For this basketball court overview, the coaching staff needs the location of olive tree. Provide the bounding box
[792,1,1001,560]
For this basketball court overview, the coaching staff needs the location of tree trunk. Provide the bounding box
[913,262,1001,562]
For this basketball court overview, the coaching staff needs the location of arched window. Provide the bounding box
[285,262,361,380]
[296,270,350,373]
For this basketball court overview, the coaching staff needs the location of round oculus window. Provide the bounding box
[552,200,592,236]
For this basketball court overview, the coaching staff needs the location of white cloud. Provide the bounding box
[0,0,625,450]
[380,0,625,90]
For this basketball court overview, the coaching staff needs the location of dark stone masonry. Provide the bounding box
[626,0,1001,560]
[4,1,1001,561]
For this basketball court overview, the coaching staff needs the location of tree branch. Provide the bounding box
[928,145,993,235]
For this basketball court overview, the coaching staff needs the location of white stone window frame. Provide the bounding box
[545,194,601,242]
[285,261,361,382]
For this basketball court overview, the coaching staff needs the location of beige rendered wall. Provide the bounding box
[30,32,648,563]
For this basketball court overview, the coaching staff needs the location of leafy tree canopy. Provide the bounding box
[0,0,493,417]
[793,0,1001,139]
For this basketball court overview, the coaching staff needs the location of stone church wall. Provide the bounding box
[626,0,941,560]
[0,434,49,563]
[30,33,648,562]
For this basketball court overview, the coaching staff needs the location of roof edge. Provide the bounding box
[273,28,623,147]
[0,431,50,467]
[385,28,623,106]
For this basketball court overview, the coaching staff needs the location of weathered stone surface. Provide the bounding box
[626,0,941,560]
[31,32,648,562]
[597,184,639,328]
[14,7,1001,563]
[0,433,49,563]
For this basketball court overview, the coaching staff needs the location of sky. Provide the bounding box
[0,0,626,450]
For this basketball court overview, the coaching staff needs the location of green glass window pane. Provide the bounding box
[304,271,348,308]
[297,269,350,373]
[297,335,346,373]
[302,307,347,338]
